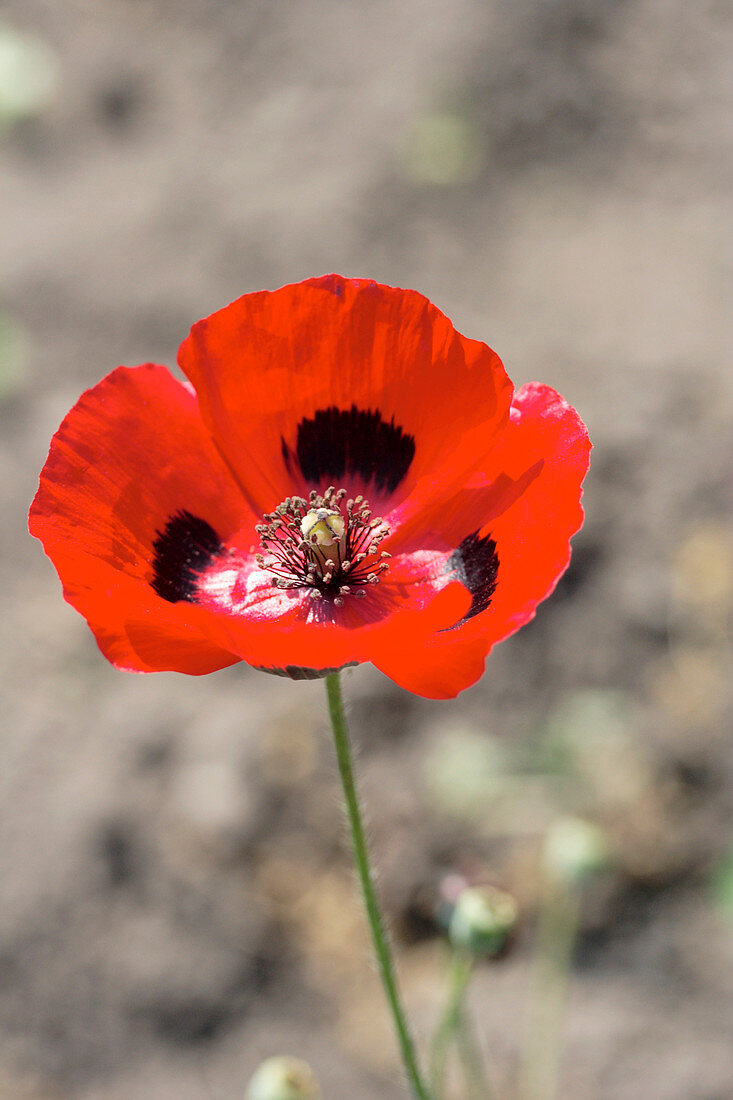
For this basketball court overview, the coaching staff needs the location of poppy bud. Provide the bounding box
[246,1056,320,1100]
[542,816,609,886]
[448,885,518,958]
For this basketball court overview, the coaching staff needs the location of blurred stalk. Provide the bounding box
[325,672,432,1100]
[455,1010,492,1100]
[518,819,598,1100]
[430,951,495,1100]
[430,951,473,1097]
[518,875,581,1100]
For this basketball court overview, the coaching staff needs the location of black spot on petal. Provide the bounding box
[151,510,223,603]
[448,531,499,625]
[282,405,415,496]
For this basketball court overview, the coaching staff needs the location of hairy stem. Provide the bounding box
[325,672,431,1100]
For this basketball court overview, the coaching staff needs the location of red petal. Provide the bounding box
[178,275,513,515]
[373,384,591,697]
[186,549,471,674]
[29,365,253,674]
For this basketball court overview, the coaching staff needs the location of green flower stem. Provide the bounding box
[430,950,497,1100]
[518,878,582,1100]
[325,672,432,1100]
[455,1004,495,1100]
[429,950,474,1098]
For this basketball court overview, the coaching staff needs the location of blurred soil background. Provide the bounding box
[1,1,732,1097]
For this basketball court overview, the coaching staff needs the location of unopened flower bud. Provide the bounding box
[448,885,518,958]
[246,1056,320,1100]
[543,816,609,886]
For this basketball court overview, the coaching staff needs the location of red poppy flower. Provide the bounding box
[29,275,590,699]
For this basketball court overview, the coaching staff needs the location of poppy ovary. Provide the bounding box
[255,486,391,606]
[300,507,346,570]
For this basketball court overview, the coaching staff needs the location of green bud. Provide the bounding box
[543,816,610,885]
[448,885,518,958]
[246,1056,320,1100]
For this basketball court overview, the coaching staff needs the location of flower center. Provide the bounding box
[255,486,390,605]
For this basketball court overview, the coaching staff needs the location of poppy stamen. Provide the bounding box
[258,488,390,602]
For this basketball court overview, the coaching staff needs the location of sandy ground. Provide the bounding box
[1,1,732,1097]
